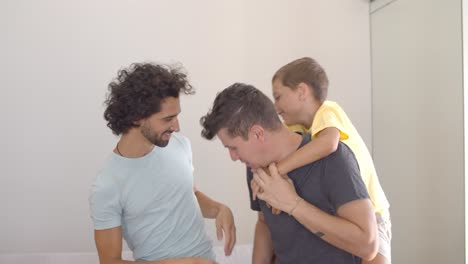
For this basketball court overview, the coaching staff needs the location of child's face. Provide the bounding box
[272,79,303,125]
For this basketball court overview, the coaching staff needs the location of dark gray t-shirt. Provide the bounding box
[247,134,369,264]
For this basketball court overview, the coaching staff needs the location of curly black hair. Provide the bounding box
[104,62,194,135]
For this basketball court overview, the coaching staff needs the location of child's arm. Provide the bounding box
[277,127,341,175]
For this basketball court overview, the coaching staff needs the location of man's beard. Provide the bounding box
[141,125,173,147]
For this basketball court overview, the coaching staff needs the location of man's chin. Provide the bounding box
[246,163,259,169]
[155,133,173,147]
[154,139,170,147]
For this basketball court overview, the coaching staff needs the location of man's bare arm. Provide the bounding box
[291,198,378,260]
[253,164,378,261]
[94,227,216,264]
[195,190,236,256]
[252,212,275,264]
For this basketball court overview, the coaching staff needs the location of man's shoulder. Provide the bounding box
[320,141,354,163]
[329,142,355,159]
[89,164,122,208]
[320,142,361,178]
[92,162,120,189]
[288,133,320,174]
[169,133,190,147]
[91,152,130,189]
[293,141,355,173]
[298,132,312,146]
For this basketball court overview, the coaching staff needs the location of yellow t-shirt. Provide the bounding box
[288,100,389,214]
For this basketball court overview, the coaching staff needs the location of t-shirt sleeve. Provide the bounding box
[89,176,122,230]
[246,168,261,211]
[322,143,369,211]
[179,135,194,172]
[185,139,196,186]
[178,135,197,191]
[311,105,349,141]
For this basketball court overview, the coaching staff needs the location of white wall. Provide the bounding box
[371,0,464,263]
[1,0,372,253]
[464,0,468,262]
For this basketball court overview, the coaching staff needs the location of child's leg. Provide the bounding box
[363,211,392,264]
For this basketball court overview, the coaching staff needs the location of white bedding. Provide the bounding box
[0,244,253,264]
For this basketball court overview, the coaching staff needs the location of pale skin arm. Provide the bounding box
[292,197,378,261]
[194,190,237,256]
[276,127,340,175]
[252,212,275,264]
[252,127,340,201]
[253,164,378,261]
[94,227,216,264]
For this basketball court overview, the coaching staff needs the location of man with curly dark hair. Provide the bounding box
[89,62,236,264]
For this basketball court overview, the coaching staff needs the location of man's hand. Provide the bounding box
[215,205,236,256]
[251,168,282,215]
[253,163,300,213]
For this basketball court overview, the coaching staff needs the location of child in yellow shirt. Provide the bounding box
[270,57,391,264]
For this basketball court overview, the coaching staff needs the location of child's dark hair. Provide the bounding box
[272,57,329,102]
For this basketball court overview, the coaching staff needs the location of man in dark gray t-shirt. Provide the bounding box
[247,134,367,264]
[201,83,378,264]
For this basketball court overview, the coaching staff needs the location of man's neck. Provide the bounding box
[116,129,154,158]
[271,128,304,162]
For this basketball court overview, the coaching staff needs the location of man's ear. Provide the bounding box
[249,125,265,142]
[134,118,144,127]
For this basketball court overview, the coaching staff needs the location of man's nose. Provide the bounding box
[171,118,180,132]
[229,149,239,161]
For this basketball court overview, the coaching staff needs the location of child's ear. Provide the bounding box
[296,82,310,101]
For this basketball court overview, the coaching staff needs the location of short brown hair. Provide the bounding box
[200,83,282,140]
[272,57,329,102]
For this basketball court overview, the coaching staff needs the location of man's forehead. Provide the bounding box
[217,129,230,140]
[218,129,239,144]
[154,97,180,116]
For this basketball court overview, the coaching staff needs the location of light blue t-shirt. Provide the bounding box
[89,133,215,261]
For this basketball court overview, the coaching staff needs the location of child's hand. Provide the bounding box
[264,201,282,215]
[250,178,262,201]
[251,169,283,215]
[275,160,286,176]
[270,204,282,215]
[253,164,299,213]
